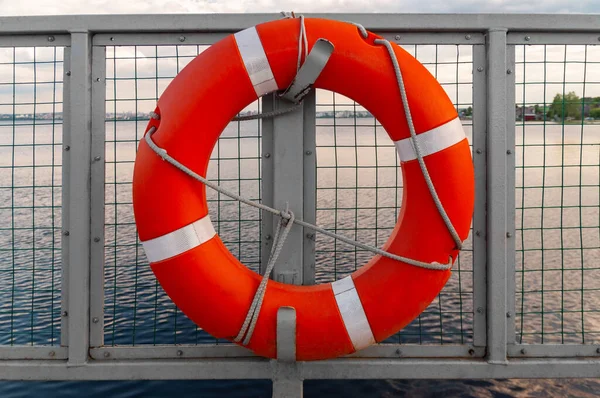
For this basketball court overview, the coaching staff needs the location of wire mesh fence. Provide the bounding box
[514,43,600,345]
[0,46,64,346]
[103,44,262,345]
[2,34,597,354]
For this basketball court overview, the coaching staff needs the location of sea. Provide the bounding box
[0,118,599,397]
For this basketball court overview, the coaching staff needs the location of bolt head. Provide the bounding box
[177,350,183,356]
[94,237,101,243]
[394,35,401,40]
[506,312,512,318]
[465,34,472,40]
[524,36,531,41]
[104,351,110,358]
[49,351,56,357]
[265,234,272,240]
[477,307,484,314]
[477,66,484,72]
[92,317,99,323]
[476,148,482,154]
[64,145,70,151]
[61,311,68,317]
[63,230,70,236]
[506,232,512,238]
[263,153,271,159]
[47,36,55,42]
[94,155,101,161]
[520,348,527,355]
[305,150,312,155]
[506,149,512,155]
[596,347,600,354]
[66,71,71,76]
[475,230,481,237]
[468,348,475,356]
[179,36,186,42]
[395,349,402,355]
[110,37,115,41]
[506,69,512,75]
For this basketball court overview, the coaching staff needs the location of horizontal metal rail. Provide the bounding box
[0,13,598,33]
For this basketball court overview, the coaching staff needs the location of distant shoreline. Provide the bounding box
[1,115,599,125]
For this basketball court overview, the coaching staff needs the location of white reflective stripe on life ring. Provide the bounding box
[234,27,278,98]
[332,276,376,351]
[394,117,466,162]
[141,215,216,263]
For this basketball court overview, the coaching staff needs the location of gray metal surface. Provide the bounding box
[0,358,599,380]
[262,96,306,284]
[0,13,599,397]
[471,44,487,349]
[301,91,317,286]
[485,28,509,364]
[89,45,107,349]
[64,32,93,366]
[0,14,599,33]
[0,35,70,47]
[505,45,517,346]
[60,46,71,349]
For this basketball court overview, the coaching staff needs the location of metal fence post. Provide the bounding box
[302,91,317,286]
[262,95,314,285]
[472,44,488,349]
[505,45,517,346]
[486,28,509,364]
[64,31,93,366]
[89,45,107,348]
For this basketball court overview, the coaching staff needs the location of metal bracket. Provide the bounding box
[280,38,334,104]
[271,307,303,397]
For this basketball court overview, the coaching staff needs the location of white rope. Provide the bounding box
[372,38,463,250]
[143,16,463,347]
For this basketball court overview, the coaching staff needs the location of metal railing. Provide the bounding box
[0,13,599,397]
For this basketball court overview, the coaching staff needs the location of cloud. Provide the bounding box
[1,0,600,15]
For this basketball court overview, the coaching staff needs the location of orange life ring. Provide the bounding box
[132,17,474,361]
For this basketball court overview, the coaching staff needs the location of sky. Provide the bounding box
[0,1,599,115]
[1,0,600,15]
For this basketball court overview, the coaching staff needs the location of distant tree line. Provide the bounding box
[517,92,600,121]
